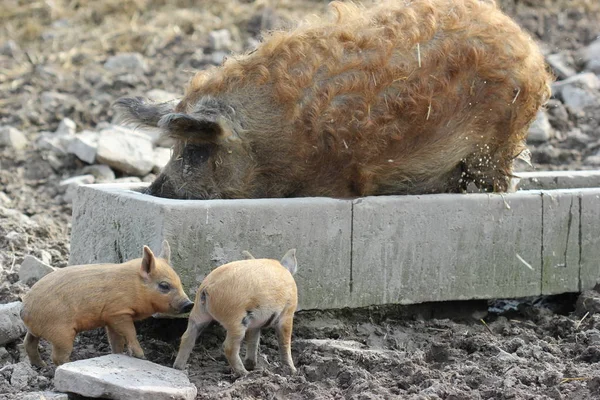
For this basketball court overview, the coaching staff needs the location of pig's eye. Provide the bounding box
[182,144,212,166]
[158,282,171,293]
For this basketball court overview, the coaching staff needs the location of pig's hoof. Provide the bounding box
[173,362,186,370]
[243,359,256,371]
[232,368,249,378]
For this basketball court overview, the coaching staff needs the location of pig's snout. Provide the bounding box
[180,300,194,314]
[144,173,176,199]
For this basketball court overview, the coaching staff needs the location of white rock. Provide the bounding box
[37,249,53,265]
[54,354,197,400]
[96,127,154,176]
[552,72,600,95]
[5,231,26,247]
[23,392,69,400]
[583,38,600,74]
[113,177,142,183]
[0,126,29,150]
[527,111,553,142]
[36,131,74,155]
[584,153,600,166]
[67,130,99,164]
[104,52,148,72]
[55,118,76,136]
[10,361,37,390]
[40,92,75,110]
[153,147,171,173]
[208,29,233,51]
[546,53,576,80]
[211,51,228,65]
[1,208,36,227]
[19,255,56,284]
[561,86,599,112]
[0,191,12,205]
[82,164,116,182]
[59,174,95,203]
[146,89,179,103]
[0,302,27,346]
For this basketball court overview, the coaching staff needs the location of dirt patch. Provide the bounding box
[1,0,600,398]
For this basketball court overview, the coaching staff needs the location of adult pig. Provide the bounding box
[115,0,552,199]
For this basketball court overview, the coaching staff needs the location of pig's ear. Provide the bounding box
[158,113,238,143]
[158,240,171,263]
[140,245,156,280]
[241,250,255,260]
[112,97,176,128]
[280,249,297,275]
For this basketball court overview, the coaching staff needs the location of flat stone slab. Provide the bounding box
[69,176,600,310]
[54,354,197,400]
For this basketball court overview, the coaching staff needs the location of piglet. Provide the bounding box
[20,240,193,367]
[173,249,298,376]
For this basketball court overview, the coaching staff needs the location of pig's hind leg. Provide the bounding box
[105,326,126,354]
[275,308,297,375]
[223,326,248,376]
[243,328,261,371]
[47,328,76,366]
[173,310,212,370]
[24,331,46,367]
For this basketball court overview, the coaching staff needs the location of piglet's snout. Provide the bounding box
[180,300,194,313]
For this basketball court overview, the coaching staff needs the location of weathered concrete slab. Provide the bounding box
[541,190,581,295]
[351,192,543,306]
[580,189,600,291]
[54,354,196,400]
[70,183,353,310]
[516,170,600,190]
[70,178,600,310]
[70,183,165,266]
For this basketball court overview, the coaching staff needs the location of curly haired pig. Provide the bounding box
[173,249,298,376]
[115,0,552,199]
[20,241,194,367]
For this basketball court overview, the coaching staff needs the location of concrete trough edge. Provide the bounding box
[69,178,600,311]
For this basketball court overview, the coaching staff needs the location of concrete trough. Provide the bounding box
[69,170,600,311]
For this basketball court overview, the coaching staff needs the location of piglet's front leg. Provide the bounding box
[107,315,145,359]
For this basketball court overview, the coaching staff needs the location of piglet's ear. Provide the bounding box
[158,113,238,143]
[140,245,156,280]
[158,240,171,263]
[280,249,297,275]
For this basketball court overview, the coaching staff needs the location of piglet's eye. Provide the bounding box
[158,282,171,293]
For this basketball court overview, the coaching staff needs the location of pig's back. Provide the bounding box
[21,263,130,331]
[182,0,550,195]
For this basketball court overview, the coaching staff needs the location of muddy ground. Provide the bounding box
[1,0,600,398]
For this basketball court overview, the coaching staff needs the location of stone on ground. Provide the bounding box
[59,175,96,203]
[0,302,27,346]
[55,118,76,136]
[19,255,56,284]
[104,52,148,72]
[96,127,154,176]
[527,111,553,142]
[82,164,116,182]
[0,126,29,150]
[54,354,197,400]
[67,130,99,164]
[9,361,37,390]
